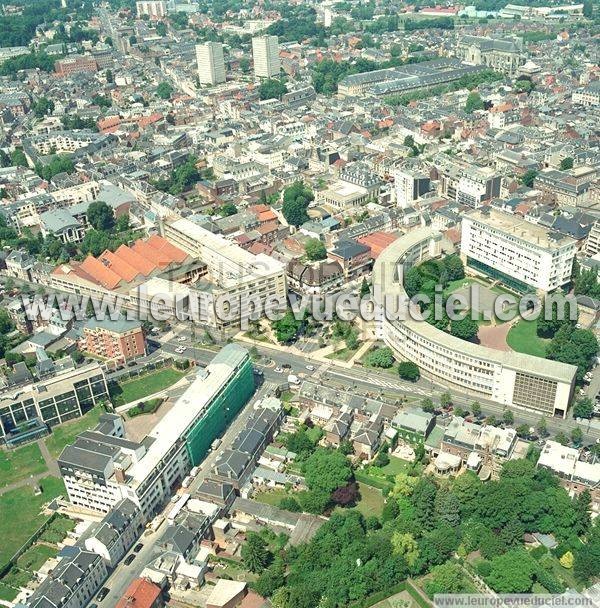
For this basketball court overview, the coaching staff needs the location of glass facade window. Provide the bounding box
[185,357,255,465]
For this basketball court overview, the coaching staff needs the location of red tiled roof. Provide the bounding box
[357,231,398,258]
[116,578,162,608]
[113,244,158,276]
[79,255,124,289]
[99,250,140,283]
[145,234,188,264]
[132,240,172,268]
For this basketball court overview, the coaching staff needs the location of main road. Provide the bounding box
[94,381,274,607]
[158,332,600,444]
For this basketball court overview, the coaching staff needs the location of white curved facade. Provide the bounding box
[372,227,576,417]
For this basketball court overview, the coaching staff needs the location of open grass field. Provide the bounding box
[0,582,17,602]
[355,482,385,517]
[44,406,104,458]
[253,488,289,507]
[0,443,47,488]
[16,544,57,572]
[380,456,412,476]
[507,319,548,358]
[110,368,186,406]
[0,477,65,570]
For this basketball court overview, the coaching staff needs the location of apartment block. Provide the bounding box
[80,318,146,362]
[393,167,430,209]
[58,345,254,517]
[55,55,98,77]
[196,42,226,85]
[136,0,167,18]
[461,208,576,293]
[252,35,280,78]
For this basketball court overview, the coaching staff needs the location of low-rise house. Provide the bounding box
[441,417,517,461]
[537,440,600,497]
[325,411,353,447]
[286,260,344,295]
[328,239,372,280]
[26,546,108,608]
[84,498,143,567]
[391,408,436,444]
[116,578,164,608]
[195,479,236,510]
[158,512,210,561]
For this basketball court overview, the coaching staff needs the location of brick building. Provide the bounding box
[80,318,146,362]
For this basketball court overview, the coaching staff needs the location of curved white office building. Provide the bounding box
[372,227,576,418]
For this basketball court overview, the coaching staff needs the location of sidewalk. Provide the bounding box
[235,331,374,370]
[0,438,61,497]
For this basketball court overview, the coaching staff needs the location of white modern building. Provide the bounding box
[537,440,600,495]
[58,345,254,517]
[393,167,430,209]
[136,0,167,18]
[158,216,287,327]
[461,208,576,293]
[252,35,280,78]
[372,227,577,418]
[196,42,226,85]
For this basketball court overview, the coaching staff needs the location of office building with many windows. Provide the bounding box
[58,345,254,517]
[0,362,109,443]
[461,208,576,293]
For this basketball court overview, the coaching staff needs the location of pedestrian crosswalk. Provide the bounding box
[316,364,432,397]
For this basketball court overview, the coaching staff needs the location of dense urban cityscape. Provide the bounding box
[0,0,599,607]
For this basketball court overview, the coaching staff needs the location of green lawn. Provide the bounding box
[0,443,48,488]
[545,555,583,592]
[355,482,385,517]
[254,488,290,507]
[44,406,104,458]
[507,319,548,358]
[0,477,66,570]
[380,456,412,476]
[0,582,17,602]
[38,515,76,544]
[110,368,186,406]
[16,544,57,572]
[325,345,360,362]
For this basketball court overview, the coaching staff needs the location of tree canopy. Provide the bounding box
[282,181,313,226]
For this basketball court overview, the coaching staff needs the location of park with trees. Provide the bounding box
[247,445,598,607]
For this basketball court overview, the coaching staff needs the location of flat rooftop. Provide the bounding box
[465,208,576,250]
[127,344,249,488]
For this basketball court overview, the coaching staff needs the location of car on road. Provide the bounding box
[274,367,283,373]
[133,543,143,552]
[177,336,187,342]
[97,587,110,601]
[282,363,291,369]
[124,554,136,566]
[306,365,315,371]
[175,346,187,354]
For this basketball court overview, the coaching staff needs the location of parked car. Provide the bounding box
[133,543,143,552]
[306,365,315,371]
[274,367,283,373]
[97,587,110,601]
[124,554,135,566]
